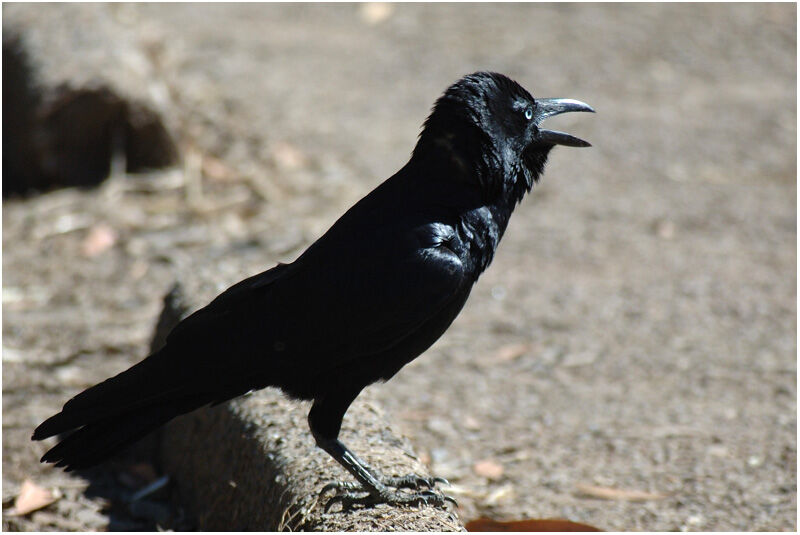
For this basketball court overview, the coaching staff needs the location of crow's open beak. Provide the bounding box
[534,98,594,147]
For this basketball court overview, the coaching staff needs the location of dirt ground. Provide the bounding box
[3,3,796,531]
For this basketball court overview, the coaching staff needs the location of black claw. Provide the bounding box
[324,491,378,513]
[323,495,346,513]
[319,473,455,512]
[321,485,456,512]
[320,482,339,497]
[408,489,453,508]
[383,473,449,490]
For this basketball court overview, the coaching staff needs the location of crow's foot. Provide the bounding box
[313,437,455,512]
[321,484,456,512]
[383,474,449,490]
[321,473,448,495]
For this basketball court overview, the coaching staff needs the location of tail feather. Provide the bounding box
[33,349,182,441]
[40,395,208,471]
[32,346,230,470]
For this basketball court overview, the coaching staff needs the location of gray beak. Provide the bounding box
[533,98,595,147]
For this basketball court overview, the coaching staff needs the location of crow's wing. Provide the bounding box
[162,215,467,384]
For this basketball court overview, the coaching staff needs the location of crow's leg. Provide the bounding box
[316,437,454,511]
[308,394,454,511]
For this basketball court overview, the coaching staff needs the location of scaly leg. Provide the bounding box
[316,437,454,512]
[308,393,454,512]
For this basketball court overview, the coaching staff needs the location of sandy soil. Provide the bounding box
[3,3,796,531]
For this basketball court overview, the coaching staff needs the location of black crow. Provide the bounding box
[33,72,593,508]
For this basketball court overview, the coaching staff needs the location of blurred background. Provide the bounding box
[3,3,795,531]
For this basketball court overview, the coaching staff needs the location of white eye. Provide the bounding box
[524,107,533,120]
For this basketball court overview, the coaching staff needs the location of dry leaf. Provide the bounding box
[466,517,603,531]
[417,450,431,465]
[656,219,676,239]
[484,484,514,505]
[473,459,504,480]
[575,483,666,502]
[491,343,530,363]
[11,479,59,516]
[202,155,236,181]
[462,415,481,431]
[81,224,117,257]
[271,141,307,170]
[359,3,394,25]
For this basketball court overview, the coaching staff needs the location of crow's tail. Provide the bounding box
[32,348,219,471]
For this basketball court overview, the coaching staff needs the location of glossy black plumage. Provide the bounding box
[34,72,592,506]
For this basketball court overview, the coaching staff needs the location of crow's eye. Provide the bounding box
[524,107,533,121]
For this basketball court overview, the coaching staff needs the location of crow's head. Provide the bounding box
[415,72,593,203]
